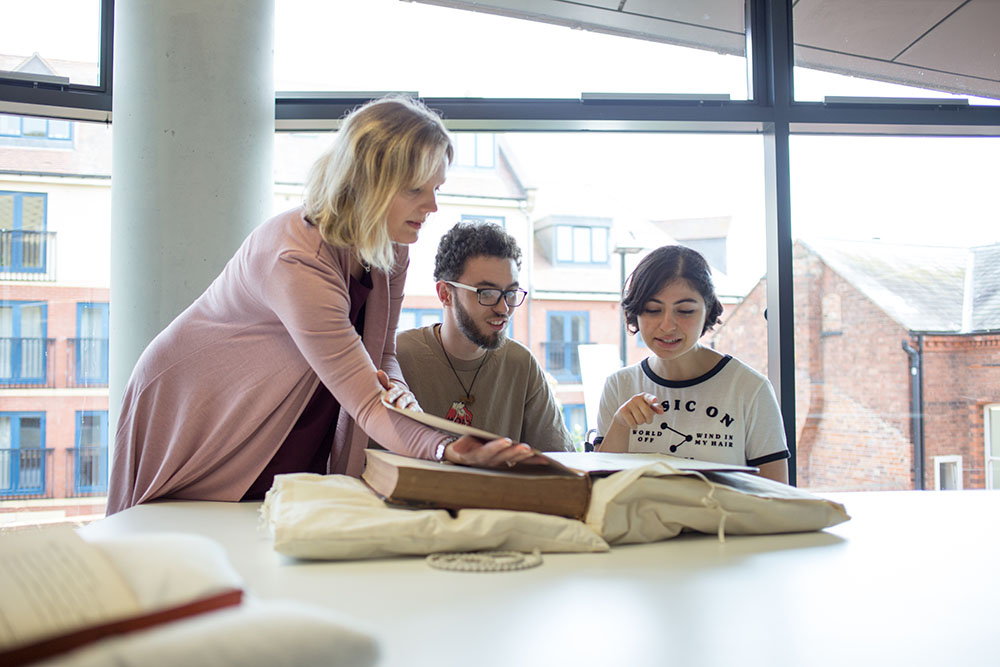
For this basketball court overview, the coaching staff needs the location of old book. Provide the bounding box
[0,526,242,667]
[363,449,592,519]
[362,447,755,521]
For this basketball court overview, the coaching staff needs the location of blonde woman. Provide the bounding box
[108,96,537,514]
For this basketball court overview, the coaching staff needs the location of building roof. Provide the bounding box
[802,238,1000,334]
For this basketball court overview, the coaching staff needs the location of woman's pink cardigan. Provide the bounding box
[106,207,451,514]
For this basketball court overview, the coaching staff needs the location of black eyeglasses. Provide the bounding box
[445,281,527,307]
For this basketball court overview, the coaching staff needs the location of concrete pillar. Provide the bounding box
[109,0,274,430]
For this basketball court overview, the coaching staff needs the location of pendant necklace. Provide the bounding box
[436,324,489,407]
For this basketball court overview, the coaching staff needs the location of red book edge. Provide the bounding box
[0,587,244,667]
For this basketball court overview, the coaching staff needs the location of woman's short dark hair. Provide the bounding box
[434,221,522,282]
[621,245,723,336]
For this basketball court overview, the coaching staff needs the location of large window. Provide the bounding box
[274,0,749,99]
[0,412,46,496]
[546,312,589,383]
[397,308,442,333]
[0,191,48,275]
[0,115,73,142]
[0,301,48,385]
[555,226,609,264]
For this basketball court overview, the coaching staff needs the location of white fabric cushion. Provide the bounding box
[40,599,379,667]
[33,532,378,667]
[262,474,610,559]
[587,463,851,544]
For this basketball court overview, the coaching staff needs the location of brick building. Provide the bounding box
[1,55,112,523]
[712,239,1000,491]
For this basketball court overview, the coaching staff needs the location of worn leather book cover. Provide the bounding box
[362,449,592,520]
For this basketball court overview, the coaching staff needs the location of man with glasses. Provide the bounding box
[394,222,575,452]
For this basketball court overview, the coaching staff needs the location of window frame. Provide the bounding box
[554,224,610,265]
[933,455,963,491]
[0,114,74,142]
[75,302,110,385]
[986,405,1000,491]
[74,410,109,494]
[398,308,443,333]
[0,191,49,275]
[0,0,114,121]
[10,0,1000,487]
[545,310,590,383]
[0,411,47,496]
[0,300,49,385]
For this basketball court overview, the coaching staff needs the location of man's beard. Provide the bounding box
[454,297,506,350]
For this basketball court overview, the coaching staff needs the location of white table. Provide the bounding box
[81,490,1000,667]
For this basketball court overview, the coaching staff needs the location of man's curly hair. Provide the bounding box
[433,221,522,282]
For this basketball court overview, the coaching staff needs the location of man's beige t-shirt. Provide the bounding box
[394,326,574,452]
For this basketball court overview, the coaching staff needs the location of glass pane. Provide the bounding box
[991,461,1000,491]
[19,417,42,448]
[990,407,1000,457]
[275,0,748,99]
[0,115,21,136]
[788,135,1000,492]
[47,120,71,140]
[556,227,573,262]
[0,0,102,86]
[572,228,591,262]
[21,118,47,138]
[793,2,1000,104]
[591,228,608,263]
[397,310,417,333]
[79,414,100,447]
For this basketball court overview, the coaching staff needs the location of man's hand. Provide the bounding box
[377,369,421,412]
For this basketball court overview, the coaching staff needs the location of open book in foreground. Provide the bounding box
[369,404,756,520]
[0,526,242,667]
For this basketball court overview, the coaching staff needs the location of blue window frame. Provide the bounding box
[562,403,587,448]
[460,214,506,229]
[0,191,49,274]
[0,412,46,496]
[554,225,609,264]
[74,411,109,493]
[0,301,48,385]
[0,114,73,141]
[76,302,110,385]
[454,133,496,168]
[546,311,589,382]
[398,308,443,332]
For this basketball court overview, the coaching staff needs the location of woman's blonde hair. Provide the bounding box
[304,95,453,272]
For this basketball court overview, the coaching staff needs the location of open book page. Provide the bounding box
[544,451,757,475]
[382,402,582,475]
[0,525,139,650]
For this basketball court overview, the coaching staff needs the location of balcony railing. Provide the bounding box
[0,337,56,387]
[0,448,54,498]
[65,446,109,496]
[66,337,110,387]
[0,230,57,281]
[543,340,586,383]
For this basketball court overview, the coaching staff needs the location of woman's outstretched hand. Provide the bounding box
[613,392,664,430]
[377,370,421,411]
[444,435,547,469]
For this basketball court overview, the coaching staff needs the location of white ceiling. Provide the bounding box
[413,0,1000,99]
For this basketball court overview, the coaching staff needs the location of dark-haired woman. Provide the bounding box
[594,245,789,482]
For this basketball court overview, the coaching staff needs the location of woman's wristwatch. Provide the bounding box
[435,437,458,462]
